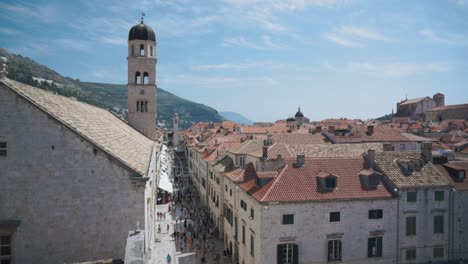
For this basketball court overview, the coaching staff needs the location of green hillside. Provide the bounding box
[0,48,223,129]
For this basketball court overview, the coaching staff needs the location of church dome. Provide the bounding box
[129,22,156,41]
[286,117,296,122]
[295,107,304,118]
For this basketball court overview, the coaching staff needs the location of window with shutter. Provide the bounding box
[368,237,382,257]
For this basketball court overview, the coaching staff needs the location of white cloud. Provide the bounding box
[55,39,91,52]
[223,35,286,50]
[324,25,394,47]
[161,74,279,89]
[419,29,468,46]
[0,3,59,23]
[192,60,283,70]
[344,61,448,77]
[0,27,21,35]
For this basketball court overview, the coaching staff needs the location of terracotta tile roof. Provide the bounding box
[401,133,437,142]
[225,167,245,182]
[399,97,430,105]
[427,104,468,112]
[435,162,468,191]
[2,79,154,176]
[228,139,263,155]
[256,142,383,159]
[254,157,392,202]
[271,133,329,145]
[375,152,451,189]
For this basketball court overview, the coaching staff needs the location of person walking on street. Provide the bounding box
[166,253,171,264]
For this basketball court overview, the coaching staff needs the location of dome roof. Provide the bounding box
[129,22,156,41]
[286,117,296,122]
[295,107,304,118]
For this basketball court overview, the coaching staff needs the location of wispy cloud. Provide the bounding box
[0,3,59,23]
[223,35,286,50]
[162,74,279,89]
[0,27,21,35]
[192,60,284,70]
[324,26,394,47]
[55,39,91,52]
[344,61,448,77]
[419,29,468,46]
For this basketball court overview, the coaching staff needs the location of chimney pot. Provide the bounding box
[316,126,322,133]
[367,149,376,168]
[295,154,305,167]
[422,142,433,163]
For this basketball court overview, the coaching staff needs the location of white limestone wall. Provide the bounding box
[398,188,450,263]
[236,188,262,264]
[451,190,468,261]
[259,199,398,264]
[0,86,145,264]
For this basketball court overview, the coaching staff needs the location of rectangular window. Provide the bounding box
[406,216,416,236]
[242,225,245,245]
[240,200,247,211]
[240,156,245,167]
[225,185,228,192]
[230,189,232,196]
[434,215,444,234]
[433,247,444,258]
[250,235,254,257]
[282,243,295,264]
[369,209,383,219]
[330,212,340,222]
[328,240,342,261]
[282,214,294,225]
[325,177,336,189]
[407,191,417,202]
[250,208,254,219]
[367,237,383,257]
[0,235,12,264]
[405,249,416,260]
[435,191,444,201]
[0,142,6,156]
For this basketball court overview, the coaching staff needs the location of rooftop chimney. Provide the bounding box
[328,126,335,134]
[367,149,376,168]
[266,132,273,145]
[295,154,305,167]
[316,126,322,133]
[262,146,268,160]
[367,125,374,135]
[421,142,433,163]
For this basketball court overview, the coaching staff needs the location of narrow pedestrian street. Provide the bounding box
[149,147,231,264]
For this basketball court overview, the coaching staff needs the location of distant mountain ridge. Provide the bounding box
[0,48,223,129]
[220,111,254,125]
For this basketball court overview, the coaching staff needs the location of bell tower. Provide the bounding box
[127,13,158,140]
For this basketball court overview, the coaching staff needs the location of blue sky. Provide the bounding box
[1,0,467,122]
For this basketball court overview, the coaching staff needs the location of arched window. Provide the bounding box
[150,45,153,56]
[140,44,145,56]
[131,45,134,56]
[136,101,140,112]
[135,72,141,84]
[145,101,148,112]
[143,72,149,84]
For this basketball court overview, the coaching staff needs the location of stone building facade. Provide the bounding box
[425,104,468,122]
[0,79,154,263]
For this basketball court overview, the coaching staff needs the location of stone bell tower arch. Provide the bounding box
[127,13,158,140]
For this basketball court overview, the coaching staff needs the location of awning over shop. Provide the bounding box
[158,171,173,193]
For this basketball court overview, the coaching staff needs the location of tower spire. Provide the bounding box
[140,11,145,24]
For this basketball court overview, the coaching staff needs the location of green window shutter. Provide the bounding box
[277,244,283,264]
[293,244,299,264]
[367,238,372,257]
[377,237,383,257]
